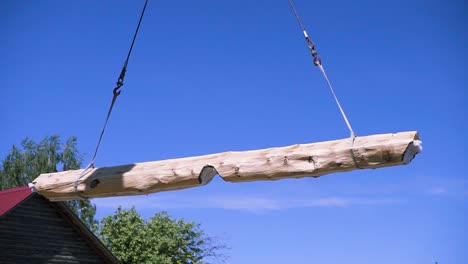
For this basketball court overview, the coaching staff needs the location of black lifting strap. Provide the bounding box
[74,0,149,197]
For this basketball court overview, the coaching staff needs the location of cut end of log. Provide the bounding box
[402,139,422,164]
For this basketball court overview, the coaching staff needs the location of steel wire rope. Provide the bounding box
[74,0,149,197]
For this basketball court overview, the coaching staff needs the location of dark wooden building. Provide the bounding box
[0,186,120,264]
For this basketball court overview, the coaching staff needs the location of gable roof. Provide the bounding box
[0,186,33,216]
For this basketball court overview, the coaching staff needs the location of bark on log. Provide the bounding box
[32,131,422,201]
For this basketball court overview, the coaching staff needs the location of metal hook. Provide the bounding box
[313,55,322,66]
[113,84,121,96]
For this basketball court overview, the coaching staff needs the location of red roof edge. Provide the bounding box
[0,186,34,216]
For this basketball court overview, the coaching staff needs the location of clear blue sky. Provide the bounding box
[1,0,466,263]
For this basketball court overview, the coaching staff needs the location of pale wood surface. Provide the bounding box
[32,131,421,201]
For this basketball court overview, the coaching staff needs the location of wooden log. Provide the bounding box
[32,131,422,201]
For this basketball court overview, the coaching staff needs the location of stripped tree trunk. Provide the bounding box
[32,131,421,201]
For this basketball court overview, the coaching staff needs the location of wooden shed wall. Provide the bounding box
[0,194,117,264]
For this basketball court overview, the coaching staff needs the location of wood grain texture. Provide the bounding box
[32,131,422,201]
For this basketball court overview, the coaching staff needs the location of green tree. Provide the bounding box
[100,206,228,264]
[0,135,98,231]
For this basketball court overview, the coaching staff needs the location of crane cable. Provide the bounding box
[74,0,149,197]
[73,0,356,196]
[287,0,356,139]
